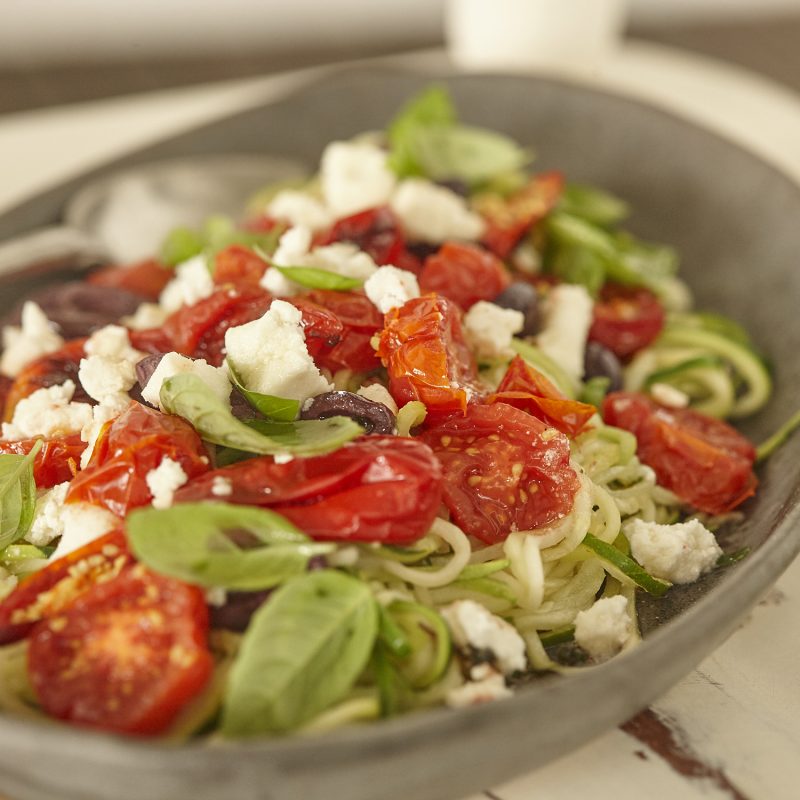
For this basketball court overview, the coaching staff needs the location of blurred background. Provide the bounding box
[2,0,800,113]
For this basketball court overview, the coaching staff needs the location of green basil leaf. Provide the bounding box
[273,265,363,292]
[559,184,629,227]
[0,441,41,550]
[226,361,300,422]
[127,502,332,590]
[546,244,606,297]
[221,570,378,735]
[160,227,206,267]
[160,374,362,456]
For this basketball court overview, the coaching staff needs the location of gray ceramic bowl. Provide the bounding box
[0,69,799,800]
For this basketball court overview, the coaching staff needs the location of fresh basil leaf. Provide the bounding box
[0,441,41,550]
[226,361,300,422]
[160,374,362,457]
[127,502,332,590]
[546,244,606,297]
[160,227,206,267]
[273,265,363,292]
[221,570,378,735]
[559,184,629,227]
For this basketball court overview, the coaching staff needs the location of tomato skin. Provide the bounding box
[0,530,131,644]
[478,171,564,259]
[174,437,443,545]
[213,245,268,289]
[377,294,478,416]
[422,403,579,544]
[88,259,173,300]
[27,564,212,735]
[589,283,665,360]
[419,242,510,310]
[66,403,210,517]
[602,391,757,514]
[487,355,595,438]
[0,433,84,488]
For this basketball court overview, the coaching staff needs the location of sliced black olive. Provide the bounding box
[300,390,395,435]
[135,354,165,393]
[583,342,623,391]
[209,590,272,633]
[492,282,541,336]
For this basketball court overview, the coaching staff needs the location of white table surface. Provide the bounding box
[1,42,799,800]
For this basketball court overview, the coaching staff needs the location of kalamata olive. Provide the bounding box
[210,590,272,633]
[135,354,165,392]
[583,341,623,391]
[5,282,143,339]
[300,390,395,434]
[492,282,541,336]
[229,389,259,421]
[406,241,440,262]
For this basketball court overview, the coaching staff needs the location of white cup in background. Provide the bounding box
[446,0,629,75]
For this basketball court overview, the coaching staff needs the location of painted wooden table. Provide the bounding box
[0,43,799,800]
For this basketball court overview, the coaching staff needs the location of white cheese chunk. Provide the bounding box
[442,599,527,675]
[0,301,64,378]
[26,482,71,547]
[624,518,722,584]
[141,352,231,411]
[463,301,524,361]
[211,476,233,497]
[266,190,333,232]
[261,225,313,297]
[536,284,593,384]
[445,664,513,708]
[159,254,214,313]
[78,326,144,414]
[573,595,632,662]
[364,265,420,314]
[321,141,396,218]
[356,383,399,415]
[121,302,169,331]
[225,299,332,404]
[146,456,188,510]
[304,243,378,280]
[1,381,93,441]
[49,503,119,561]
[390,178,485,243]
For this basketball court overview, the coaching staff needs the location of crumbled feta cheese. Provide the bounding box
[159,254,214,313]
[463,301,524,360]
[650,382,691,409]
[121,302,169,331]
[364,265,420,314]
[1,381,93,441]
[356,383,399,415]
[146,457,188,510]
[26,482,70,547]
[441,599,527,675]
[266,190,333,232]
[84,325,141,362]
[321,141,396,217]
[49,503,119,561]
[140,352,231,411]
[0,301,64,378]
[78,326,144,414]
[446,664,513,708]
[211,476,233,497]
[536,284,593,384]
[573,595,632,662]
[261,225,313,297]
[80,403,119,468]
[273,452,295,465]
[390,179,485,243]
[624,518,722,584]
[225,300,332,404]
[511,241,542,274]
[304,243,378,280]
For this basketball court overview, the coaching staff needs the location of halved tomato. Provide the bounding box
[88,259,173,300]
[213,245,269,289]
[0,433,85,487]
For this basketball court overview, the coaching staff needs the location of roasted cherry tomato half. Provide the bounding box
[175,437,443,545]
[66,403,209,517]
[602,391,757,515]
[588,283,665,360]
[88,259,173,301]
[377,294,478,416]
[421,402,580,544]
[28,564,213,735]
[0,530,131,644]
[419,242,510,311]
[0,433,85,488]
[213,245,269,289]
[487,355,596,438]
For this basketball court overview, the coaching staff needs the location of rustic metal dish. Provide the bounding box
[0,69,798,800]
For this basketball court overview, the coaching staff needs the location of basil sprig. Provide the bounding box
[227,361,300,423]
[0,441,42,550]
[273,265,363,292]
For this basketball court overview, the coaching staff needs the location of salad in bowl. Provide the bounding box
[0,86,793,741]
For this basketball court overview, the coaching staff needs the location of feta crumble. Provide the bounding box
[1,381,93,441]
[536,284,593,384]
[78,325,144,413]
[321,141,396,217]
[356,383,399,415]
[441,599,527,675]
[146,457,188,510]
[364,265,420,314]
[266,190,333,232]
[26,482,70,547]
[211,476,233,497]
[49,503,119,561]
[624,518,722,584]
[224,299,332,404]
[573,595,632,662]
[121,302,168,331]
[140,352,231,411]
[159,254,215,313]
[445,663,513,708]
[390,179,485,243]
[463,301,524,361]
[261,226,313,297]
[0,301,64,378]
